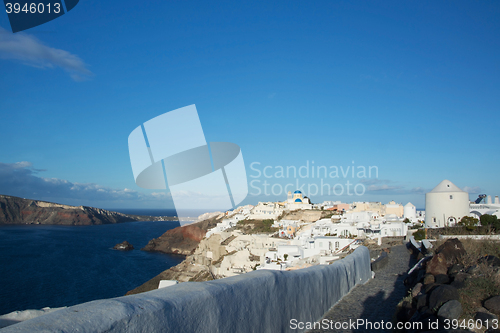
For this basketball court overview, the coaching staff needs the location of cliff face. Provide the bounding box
[0,194,172,225]
[142,216,220,255]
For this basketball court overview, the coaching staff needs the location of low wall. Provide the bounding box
[439,235,500,240]
[1,246,371,333]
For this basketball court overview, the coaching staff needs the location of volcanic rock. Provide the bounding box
[412,282,423,298]
[476,310,498,326]
[423,274,435,285]
[142,215,219,255]
[479,255,500,267]
[435,238,466,265]
[426,253,448,275]
[435,274,450,284]
[448,263,464,276]
[428,285,459,311]
[450,272,469,289]
[0,194,170,225]
[113,241,134,251]
[437,300,462,320]
[485,296,500,315]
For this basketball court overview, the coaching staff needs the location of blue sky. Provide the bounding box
[0,0,499,210]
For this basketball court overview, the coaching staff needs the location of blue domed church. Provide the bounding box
[284,190,312,209]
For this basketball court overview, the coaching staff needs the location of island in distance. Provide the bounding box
[0,194,177,225]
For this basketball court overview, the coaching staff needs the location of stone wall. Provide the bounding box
[1,247,371,333]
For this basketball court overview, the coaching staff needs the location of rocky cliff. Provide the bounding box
[142,216,220,255]
[0,194,175,225]
[127,217,224,295]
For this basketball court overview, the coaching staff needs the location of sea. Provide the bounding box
[0,209,193,316]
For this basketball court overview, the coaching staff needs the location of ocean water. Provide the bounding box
[115,208,220,219]
[0,220,185,316]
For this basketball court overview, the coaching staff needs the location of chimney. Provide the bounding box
[487,195,492,204]
[495,196,500,205]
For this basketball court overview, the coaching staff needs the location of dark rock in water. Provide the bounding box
[479,255,500,267]
[427,253,448,275]
[435,238,466,265]
[423,273,435,285]
[113,241,134,251]
[435,274,450,284]
[429,285,459,311]
[485,296,500,315]
[437,300,462,320]
[448,263,464,275]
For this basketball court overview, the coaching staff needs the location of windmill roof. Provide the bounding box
[429,180,466,193]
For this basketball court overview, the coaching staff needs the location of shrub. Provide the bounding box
[480,214,500,230]
[413,229,426,240]
[459,216,479,231]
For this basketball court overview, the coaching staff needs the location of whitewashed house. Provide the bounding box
[250,202,284,219]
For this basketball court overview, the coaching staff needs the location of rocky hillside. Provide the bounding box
[398,238,500,331]
[0,194,175,225]
[142,216,220,255]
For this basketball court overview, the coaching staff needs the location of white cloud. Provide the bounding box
[361,179,429,195]
[359,179,393,186]
[0,161,166,204]
[410,187,427,195]
[0,27,93,81]
[366,184,403,192]
[463,186,481,194]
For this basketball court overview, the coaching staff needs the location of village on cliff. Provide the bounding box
[160,179,500,285]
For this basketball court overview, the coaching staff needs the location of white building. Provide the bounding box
[250,202,284,219]
[264,236,355,263]
[470,195,500,220]
[403,202,417,222]
[205,214,246,238]
[284,190,313,210]
[425,180,469,228]
[417,210,425,220]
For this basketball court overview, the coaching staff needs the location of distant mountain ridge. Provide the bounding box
[0,194,177,225]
